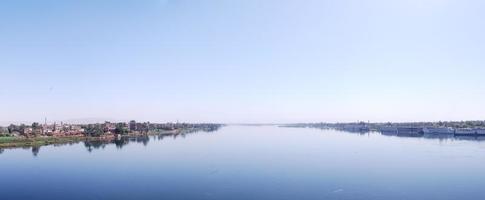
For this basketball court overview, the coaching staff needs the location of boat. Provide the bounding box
[397,127,424,137]
[378,126,398,135]
[454,128,485,136]
[475,129,485,135]
[423,127,454,134]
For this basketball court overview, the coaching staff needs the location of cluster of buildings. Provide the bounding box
[1,121,86,137]
[0,120,222,138]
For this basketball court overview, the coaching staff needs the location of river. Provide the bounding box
[1,125,485,200]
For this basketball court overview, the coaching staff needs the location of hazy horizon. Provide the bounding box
[3,118,485,127]
[2,0,485,123]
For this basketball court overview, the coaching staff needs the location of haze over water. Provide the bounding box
[1,125,485,200]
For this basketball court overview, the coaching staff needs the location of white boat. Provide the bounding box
[474,129,485,135]
[454,128,477,136]
[423,127,454,134]
[397,127,424,136]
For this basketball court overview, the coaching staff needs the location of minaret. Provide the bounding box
[42,117,47,135]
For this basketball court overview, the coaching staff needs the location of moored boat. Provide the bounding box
[454,128,478,136]
[423,127,454,134]
[397,127,424,137]
[378,126,398,135]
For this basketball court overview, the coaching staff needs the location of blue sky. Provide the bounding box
[1,0,485,124]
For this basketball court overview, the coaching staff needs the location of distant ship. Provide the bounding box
[396,127,424,137]
[454,128,485,136]
[378,126,398,135]
[423,127,454,134]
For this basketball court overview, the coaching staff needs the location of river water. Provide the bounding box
[1,125,485,200]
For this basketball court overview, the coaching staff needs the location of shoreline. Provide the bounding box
[0,129,188,149]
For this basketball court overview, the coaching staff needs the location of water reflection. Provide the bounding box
[31,146,40,157]
[81,128,219,154]
[84,135,150,152]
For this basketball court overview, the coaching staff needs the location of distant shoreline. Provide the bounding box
[0,129,183,149]
[0,125,220,149]
[284,121,485,137]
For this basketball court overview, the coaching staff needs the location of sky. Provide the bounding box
[1,0,485,124]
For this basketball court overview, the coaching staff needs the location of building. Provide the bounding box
[23,127,33,135]
[129,120,137,132]
[103,121,116,133]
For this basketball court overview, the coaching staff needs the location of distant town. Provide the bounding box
[0,120,222,148]
[284,121,485,137]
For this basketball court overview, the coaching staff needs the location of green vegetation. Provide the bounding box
[0,136,85,148]
[84,124,104,137]
[0,136,17,142]
[114,123,129,135]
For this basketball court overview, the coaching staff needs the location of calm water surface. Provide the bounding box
[1,125,485,200]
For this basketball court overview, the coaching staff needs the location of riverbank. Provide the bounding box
[0,128,192,149]
[0,136,86,148]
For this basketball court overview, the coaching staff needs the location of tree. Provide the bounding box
[114,123,129,135]
[19,124,27,136]
[31,122,42,136]
[84,124,104,137]
[7,124,16,134]
[32,122,40,129]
